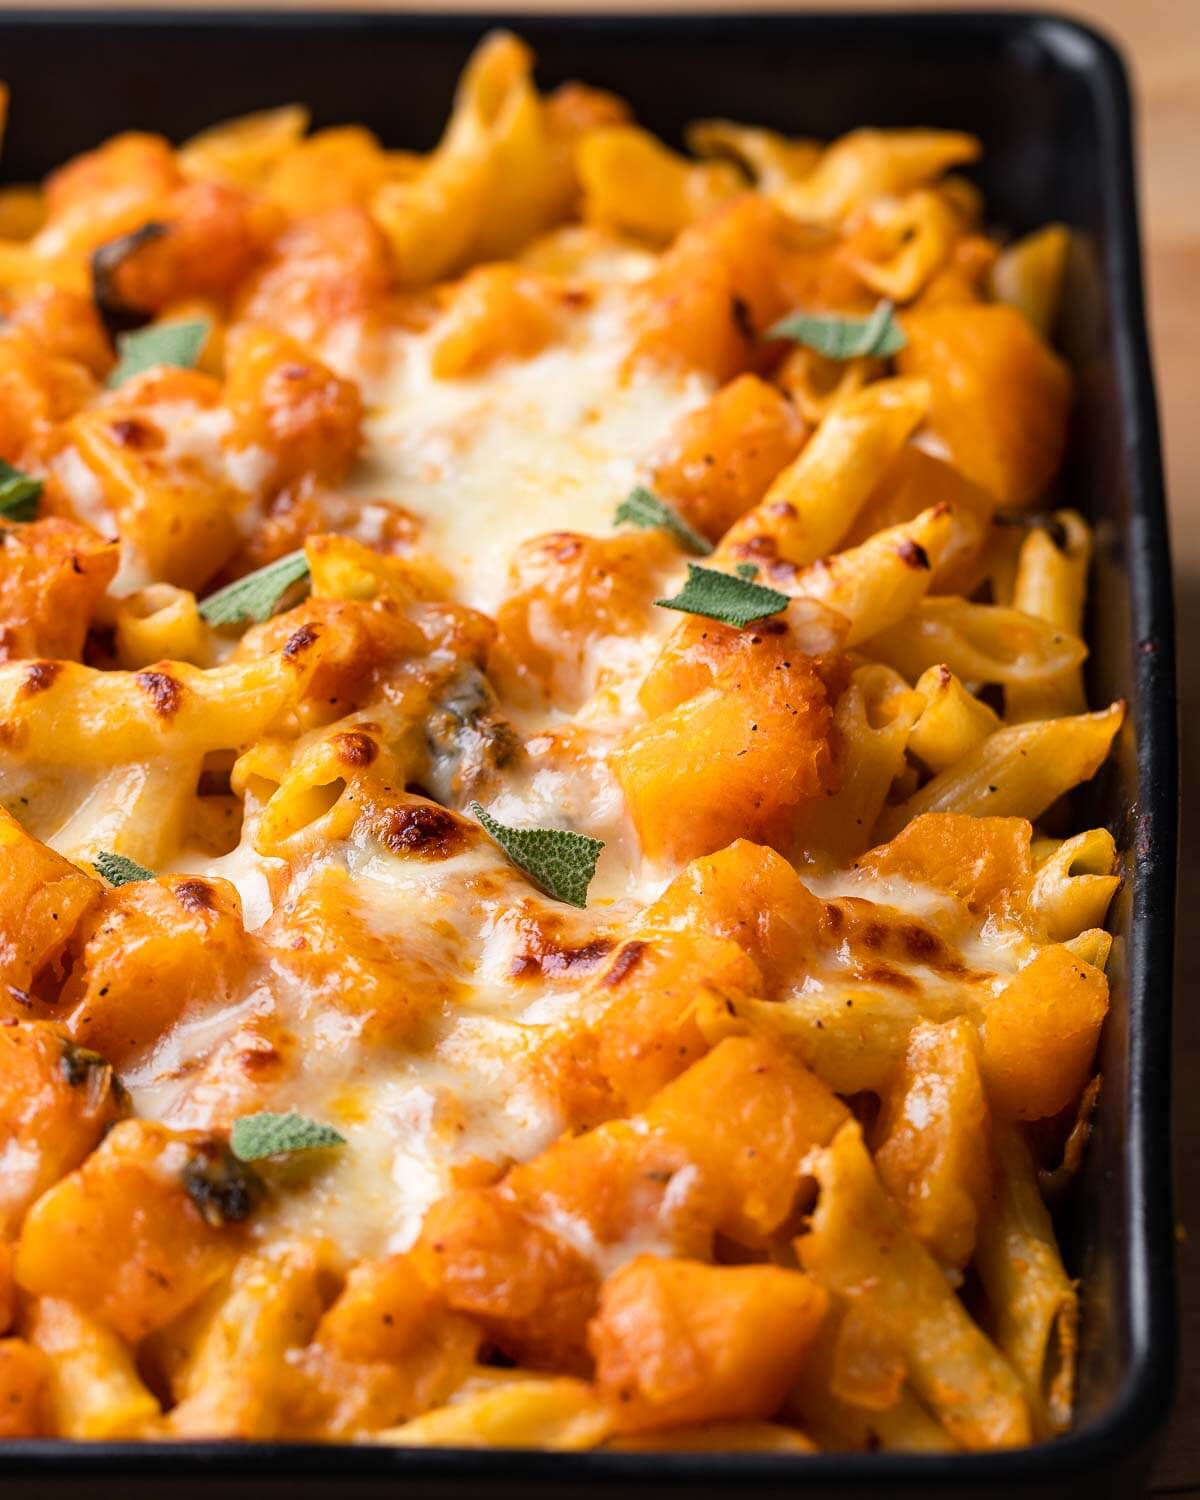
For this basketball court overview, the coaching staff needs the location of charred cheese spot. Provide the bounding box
[854,963,920,992]
[173,878,216,914]
[20,660,61,697]
[135,670,183,718]
[107,417,162,451]
[510,936,615,981]
[599,940,648,989]
[331,731,378,768]
[282,622,322,661]
[236,1036,285,1076]
[859,918,889,950]
[375,801,469,859]
[899,922,944,962]
[896,537,931,570]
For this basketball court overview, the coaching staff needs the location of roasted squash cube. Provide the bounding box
[0,518,118,663]
[641,839,828,997]
[898,304,1071,507]
[309,1253,480,1421]
[224,325,363,487]
[494,530,676,707]
[589,1256,828,1432]
[629,197,794,379]
[0,331,96,461]
[642,1034,847,1245]
[539,930,759,1122]
[853,813,1035,923]
[0,810,100,1000]
[66,400,242,592]
[235,207,392,346]
[651,374,808,542]
[416,1187,598,1373]
[99,180,278,314]
[505,1120,713,1266]
[981,946,1108,1120]
[613,652,834,865]
[0,1021,126,1236]
[16,1119,256,1341]
[58,874,251,1065]
[431,264,560,378]
[0,1338,50,1437]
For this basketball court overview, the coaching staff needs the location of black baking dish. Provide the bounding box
[0,8,1177,1498]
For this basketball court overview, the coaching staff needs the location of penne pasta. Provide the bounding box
[794,663,924,867]
[843,188,966,303]
[873,1016,991,1270]
[0,38,1123,1459]
[787,504,962,646]
[775,128,980,222]
[27,1298,161,1440]
[717,378,930,568]
[875,703,1124,840]
[577,125,742,243]
[1006,511,1092,721]
[373,1378,612,1451]
[908,664,1003,773]
[798,1122,1031,1450]
[167,1248,327,1438]
[976,1128,1079,1438]
[1030,827,1121,940]
[788,1304,957,1453]
[990,224,1071,340]
[867,596,1087,689]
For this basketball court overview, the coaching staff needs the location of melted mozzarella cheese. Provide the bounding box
[174,838,283,932]
[122,267,716,1253]
[128,840,592,1260]
[274,1029,561,1260]
[804,867,1036,982]
[341,288,712,616]
[151,400,274,521]
[113,255,1037,1281]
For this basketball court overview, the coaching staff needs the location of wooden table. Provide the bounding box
[4,0,1199,1488]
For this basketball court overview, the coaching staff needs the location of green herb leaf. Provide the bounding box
[230,1111,346,1162]
[92,850,154,887]
[655,563,789,627]
[614,485,712,556]
[0,460,42,522]
[765,300,905,360]
[198,550,311,627]
[470,801,604,909]
[735,562,759,580]
[107,317,210,388]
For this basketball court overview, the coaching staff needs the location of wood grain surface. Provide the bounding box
[1,0,1197,1490]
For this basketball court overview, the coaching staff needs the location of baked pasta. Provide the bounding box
[0,34,1122,1454]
